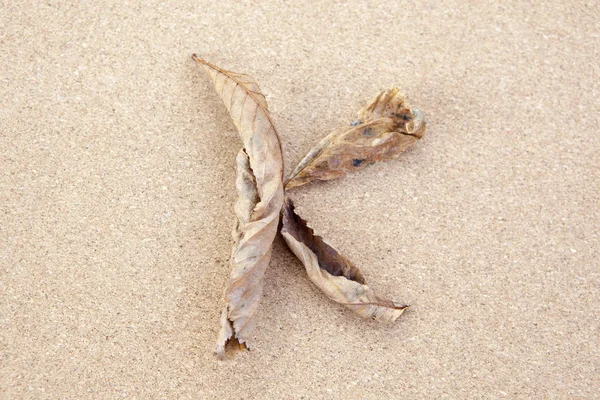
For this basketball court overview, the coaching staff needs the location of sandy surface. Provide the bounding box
[1,1,599,398]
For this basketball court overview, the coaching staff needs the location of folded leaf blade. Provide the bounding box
[281,197,408,323]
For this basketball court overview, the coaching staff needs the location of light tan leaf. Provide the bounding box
[193,56,284,358]
[281,197,408,323]
[286,87,426,190]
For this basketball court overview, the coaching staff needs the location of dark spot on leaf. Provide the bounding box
[353,159,364,167]
[394,112,412,121]
[362,127,374,137]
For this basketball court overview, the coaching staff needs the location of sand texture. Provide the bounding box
[1,1,599,398]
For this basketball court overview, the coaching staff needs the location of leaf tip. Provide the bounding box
[214,336,248,360]
[406,108,426,138]
[191,54,206,65]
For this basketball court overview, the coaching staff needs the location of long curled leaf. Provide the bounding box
[193,56,284,358]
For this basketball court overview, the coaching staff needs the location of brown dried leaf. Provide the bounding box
[281,197,408,323]
[286,87,426,190]
[193,56,284,358]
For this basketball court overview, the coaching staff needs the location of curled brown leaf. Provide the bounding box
[193,56,284,358]
[286,87,426,190]
[281,197,408,323]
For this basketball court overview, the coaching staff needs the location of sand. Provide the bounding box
[1,1,599,398]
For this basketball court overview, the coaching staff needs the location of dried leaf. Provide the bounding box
[286,87,426,190]
[281,197,408,323]
[193,56,284,358]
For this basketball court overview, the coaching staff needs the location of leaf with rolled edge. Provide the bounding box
[193,56,285,358]
[286,87,426,190]
[215,150,260,357]
[281,197,409,323]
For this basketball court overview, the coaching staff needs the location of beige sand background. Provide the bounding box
[1,1,599,398]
